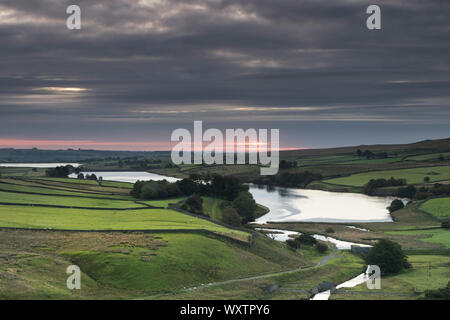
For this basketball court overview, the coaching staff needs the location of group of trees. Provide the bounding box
[412,183,450,200]
[356,149,389,160]
[286,234,327,253]
[131,174,259,224]
[363,177,407,195]
[279,160,298,169]
[253,171,322,188]
[45,165,75,178]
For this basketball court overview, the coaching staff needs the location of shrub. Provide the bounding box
[441,221,450,229]
[364,239,411,275]
[325,227,335,233]
[424,281,450,300]
[296,234,317,246]
[315,242,328,253]
[184,194,203,214]
[388,199,405,213]
[286,238,300,250]
[396,185,417,198]
[232,191,257,224]
[221,207,242,227]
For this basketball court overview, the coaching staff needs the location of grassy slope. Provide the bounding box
[333,254,450,300]
[420,197,450,219]
[0,205,248,240]
[324,165,450,186]
[0,190,144,209]
[0,229,306,299]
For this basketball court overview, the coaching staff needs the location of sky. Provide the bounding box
[0,0,449,150]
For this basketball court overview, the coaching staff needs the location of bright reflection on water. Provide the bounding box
[249,184,394,223]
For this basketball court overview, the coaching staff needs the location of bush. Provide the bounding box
[424,281,450,300]
[45,165,72,178]
[315,242,328,253]
[325,227,335,233]
[296,234,317,246]
[232,191,257,224]
[364,177,406,195]
[286,238,300,250]
[388,199,405,213]
[221,207,242,227]
[396,185,417,198]
[364,239,411,275]
[183,194,203,215]
[441,221,450,229]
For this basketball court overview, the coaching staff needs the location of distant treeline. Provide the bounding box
[364,177,407,195]
[356,149,391,159]
[0,148,169,163]
[363,177,450,200]
[252,171,322,188]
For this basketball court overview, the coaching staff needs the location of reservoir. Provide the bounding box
[249,184,394,223]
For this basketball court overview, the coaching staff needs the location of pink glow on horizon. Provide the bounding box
[0,138,305,151]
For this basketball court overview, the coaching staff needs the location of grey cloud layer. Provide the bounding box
[0,0,449,146]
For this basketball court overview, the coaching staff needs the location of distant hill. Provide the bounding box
[0,148,171,163]
[282,138,450,157]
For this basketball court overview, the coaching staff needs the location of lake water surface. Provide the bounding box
[250,184,394,223]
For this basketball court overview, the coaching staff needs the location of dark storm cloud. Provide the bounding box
[0,0,449,148]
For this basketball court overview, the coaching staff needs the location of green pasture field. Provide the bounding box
[405,152,450,162]
[0,205,249,241]
[99,180,133,188]
[0,190,143,209]
[0,181,132,200]
[385,228,450,248]
[28,178,131,194]
[324,165,450,187]
[140,197,187,208]
[420,197,450,219]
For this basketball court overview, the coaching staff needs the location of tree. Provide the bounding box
[356,149,362,157]
[397,185,417,198]
[296,234,317,245]
[184,194,203,214]
[424,281,450,300]
[221,207,241,227]
[315,242,328,253]
[364,239,410,275]
[441,221,450,229]
[286,238,301,250]
[232,191,257,223]
[77,173,84,179]
[325,227,335,233]
[388,199,405,213]
[424,176,430,183]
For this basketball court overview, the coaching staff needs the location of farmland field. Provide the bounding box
[420,197,450,219]
[0,191,145,209]
[324,165,450,187]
